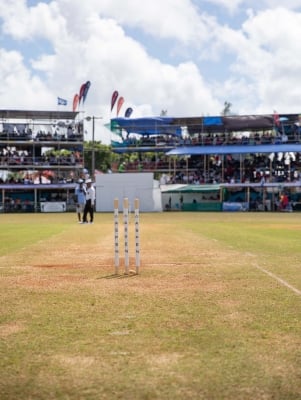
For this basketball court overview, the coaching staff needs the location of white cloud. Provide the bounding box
[232,7,301,112]
[203,0,301,13]
[0,2,220,114]
[0,48,54,109]
[263,0,301,9]
[80,0,208,43]
[202,0,244,14]
[1,0,301,145]
[0,0,67,41]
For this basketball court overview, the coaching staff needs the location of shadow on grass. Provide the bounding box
[98,273,139,279]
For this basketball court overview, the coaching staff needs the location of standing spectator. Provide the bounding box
[82,179,95,224]
[74,179,86,223]
[280,193,289,210]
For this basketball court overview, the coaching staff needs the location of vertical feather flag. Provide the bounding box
[116,96,124,116]
[124,107,133,118]
[82,81,91,103]
[72,94,79,112]
[79,83,86,104]
[111,90,119,111]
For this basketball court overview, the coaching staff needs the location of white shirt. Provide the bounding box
[86,185,95,205]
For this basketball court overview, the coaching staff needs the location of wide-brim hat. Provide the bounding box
[85,178,92,183]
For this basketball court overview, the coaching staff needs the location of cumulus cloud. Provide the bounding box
[0,48,54,109]
[1,0,301,143]
[204,0,301,13]
[202,0,244,14]
[231,7,301,112]
[0,0,67,41]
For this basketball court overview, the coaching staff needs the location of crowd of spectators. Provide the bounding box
[185,130,301,146]
[0,171,76,185]
[113,134,182,148]
[112,127,301,149]
[165,152,301,185]
[0,124,83,142]
[0,146,83,167]
[115,151,301,186]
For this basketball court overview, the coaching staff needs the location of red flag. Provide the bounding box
[72,94,79,112]
[116,96,124,116]
[79,83,86,104]
[111,90,119,111]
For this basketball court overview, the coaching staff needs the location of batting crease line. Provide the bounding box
[253,263,301,296]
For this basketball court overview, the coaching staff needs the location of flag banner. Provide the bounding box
[111,90,119,111]
[58,97,67,106]
[72,94,79,112]
[116,96,124,116]
[82,81,91,104]
[125,107,133,118]
[79,83,86,103]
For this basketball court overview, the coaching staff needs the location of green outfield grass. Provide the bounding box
[0,212,301,400]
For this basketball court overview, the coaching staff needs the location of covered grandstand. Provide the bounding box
[111,113,301,211]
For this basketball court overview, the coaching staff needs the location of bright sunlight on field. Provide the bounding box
[0,212,301,400]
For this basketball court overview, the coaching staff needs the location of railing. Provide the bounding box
[0,132,83,142]
[111,134,301,148]
[0,156,83,167]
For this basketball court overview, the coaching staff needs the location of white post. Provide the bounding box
[134,198,140,274]
[123,198,129,274]
[114,198,119,274]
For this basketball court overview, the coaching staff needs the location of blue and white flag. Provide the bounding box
[57,97,67,106]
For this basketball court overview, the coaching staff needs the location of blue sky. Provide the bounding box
[1,0,301,143]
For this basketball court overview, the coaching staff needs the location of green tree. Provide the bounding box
[83,141,118,173]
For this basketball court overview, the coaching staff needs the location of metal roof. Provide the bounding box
[161,184,221,193]
[111,113,301,135]
[161,182,301,194]
[166,143,301,156]
[0,110,79,120]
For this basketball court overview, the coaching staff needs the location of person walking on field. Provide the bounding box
[74,179,86,223]
[82,179,95,224]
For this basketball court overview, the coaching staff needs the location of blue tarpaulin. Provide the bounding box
[203,116,223,126]
[111,117,182,136]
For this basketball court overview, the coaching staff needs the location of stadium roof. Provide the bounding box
[161,184,221,193]
[111,117,182,136]
[161,182,301,194]
[0,110,79,120]
[111,113,300,136]
[166,144,301,156]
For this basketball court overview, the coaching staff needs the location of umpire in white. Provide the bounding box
[82,179,96,224]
